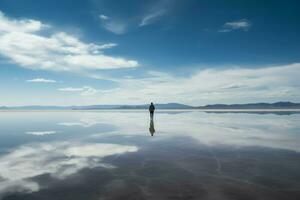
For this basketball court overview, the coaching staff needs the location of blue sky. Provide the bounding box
[0,0,299,106]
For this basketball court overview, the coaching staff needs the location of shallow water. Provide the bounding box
[0,110,299,200]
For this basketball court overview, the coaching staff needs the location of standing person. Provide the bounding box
[149,102,155,119]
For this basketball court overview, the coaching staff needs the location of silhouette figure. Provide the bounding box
[149,102,155,120]
[149,118,155,136]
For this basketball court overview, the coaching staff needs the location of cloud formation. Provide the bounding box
[26,78,57,83]
[139,0,171,27]
[58,86,120,96]
[139,9,166,27]
[0,11,138,73]
[0,142,138,195]
[99,14,127,34]
[219,19,251,32]
[26,131,57,136]
[89,63,300,105]
[58,86,98,96]
[83,111,300,152]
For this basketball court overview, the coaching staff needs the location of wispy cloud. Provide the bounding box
[98,0,172,33]
[58,86,120,96]
[139,9,166,27]
[219,19,251,32]
[139,0,171,27]
[0,11,138,74]
[26,78,57,83]
[97,43,117,50]
[58,86,98,96]
[26,131,57,136]
[99,14,127,34]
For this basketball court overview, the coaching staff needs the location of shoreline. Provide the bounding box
[1,109,300,112]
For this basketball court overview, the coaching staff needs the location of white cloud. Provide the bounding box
[58,86,120,97]
[87,63,300,105]
[139,9,166,27]
[0,11,44,33]
[26,131,57,136]
[99,14,127,35]
[219,19,251,32]
[99,14,109,20]
[26,78,57,83]
[98,43,117,50]
[58,87,86,92]
[0,11,138,73]
[58,86,98,96]
[0,142,138,195]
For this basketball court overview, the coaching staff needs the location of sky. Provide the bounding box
[0,0,299,106]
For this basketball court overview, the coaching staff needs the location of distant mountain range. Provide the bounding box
[0,102,299,110]
[116,103,193,109]
[0,103,193,110]
[197,102,300,109]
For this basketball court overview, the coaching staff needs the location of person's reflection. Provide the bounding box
[149,117,155,136]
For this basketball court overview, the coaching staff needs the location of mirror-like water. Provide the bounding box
[0,111,299,200]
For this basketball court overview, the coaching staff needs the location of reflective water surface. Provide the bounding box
[0,110,299,200]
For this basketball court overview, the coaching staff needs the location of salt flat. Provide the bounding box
[0,111,299,200]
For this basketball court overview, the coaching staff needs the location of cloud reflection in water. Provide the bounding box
[74,111,300,152]
[0,142,138,195]
[0,111,299,199]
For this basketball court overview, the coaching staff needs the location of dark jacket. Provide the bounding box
[149,104,155,112]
